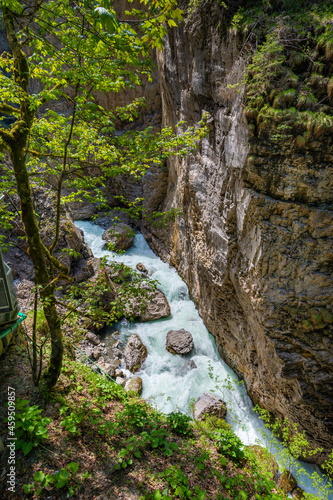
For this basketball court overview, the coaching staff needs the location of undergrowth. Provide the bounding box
[4,353,331,499]
[2,355,293,499]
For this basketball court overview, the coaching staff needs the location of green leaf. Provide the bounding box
[22,441,33,456]
[34,470,45,482]
[94,7,119,34]
[23,483,34,493]
[1,0,23,14]
[118,448,128,458]
[45,474,54,486]
[68,462,79,473]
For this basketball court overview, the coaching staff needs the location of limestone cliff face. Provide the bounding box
[143,3,333,463]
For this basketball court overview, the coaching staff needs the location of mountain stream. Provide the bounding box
[75,220,332,499]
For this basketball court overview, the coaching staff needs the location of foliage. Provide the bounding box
[23,462,80,497]
[215,429,246,464]
[195,415,232,435]
[255,406,333,499]
[143,466,207,500]
[207,362,246,430]
[246,34,286,112]
[11,354,293,500]
[0,155,16,250]
[187,0,228,18]
[26,308,49,336]
[166,411,193,436]
[60,407,87,436]
[117,400,153,429]
[6,397,51,456]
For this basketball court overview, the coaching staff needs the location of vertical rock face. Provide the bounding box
[142,3,333,463]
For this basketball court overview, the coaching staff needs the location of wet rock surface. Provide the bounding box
[102,223,135,251]
[136,262,148,274]
[125,287,171,322]
[166,329,194,355]
[125,376,143,395]
[123,334,148,373]
[193,393,227,421]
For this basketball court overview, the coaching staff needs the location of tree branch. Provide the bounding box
[41,243,70,275]
[54,299,98,321]
[0,127,15,148]
[50,84,79,255]
[0,103,19,115]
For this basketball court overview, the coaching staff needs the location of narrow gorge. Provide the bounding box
[138,0,333,467]
[0,0,332,498]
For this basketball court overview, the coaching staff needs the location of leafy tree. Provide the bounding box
[0,0,207,387]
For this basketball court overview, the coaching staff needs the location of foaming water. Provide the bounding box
[75,220,332,498]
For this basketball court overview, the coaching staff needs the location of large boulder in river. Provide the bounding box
[136,262,148,274]
[102,223,135,251]
[124,334,148,373]
[125,376,143,395]
[125,287,171,322]
[166,329,194,355]
[193,393,227,421]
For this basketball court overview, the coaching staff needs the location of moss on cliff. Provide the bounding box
[240,1,333,163]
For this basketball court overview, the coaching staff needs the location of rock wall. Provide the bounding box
[143,2,333,463]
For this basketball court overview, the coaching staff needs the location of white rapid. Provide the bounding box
[75,220,332,499]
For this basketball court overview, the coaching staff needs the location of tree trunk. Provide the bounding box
[10,147,64,388]
[2,6,63,388]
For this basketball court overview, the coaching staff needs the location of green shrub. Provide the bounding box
[7,398,51,456]
[296,91,318,111]
[117,401,152,429]
[273,89,297,109]
[215,429,246,464]
[23,462,79,497]
[166,411,193,436]
[143,466,207,500]
[195,415,232,435]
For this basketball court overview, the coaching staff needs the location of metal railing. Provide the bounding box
[0,312,27,340]
[73,345,118,384]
